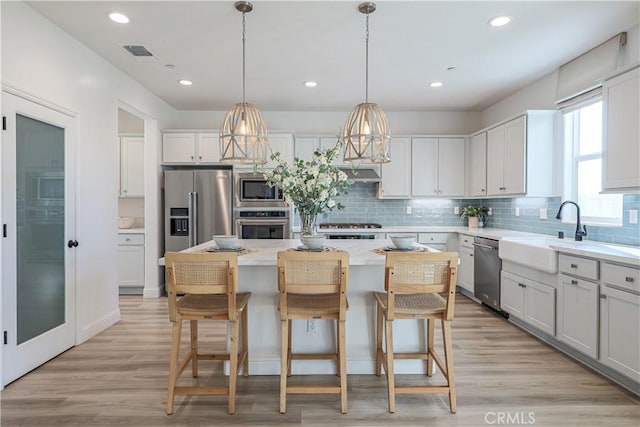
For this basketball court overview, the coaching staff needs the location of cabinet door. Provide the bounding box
[264,133,294,168]
[120,136,144,197]
[600,285,640,382]
[437,138,465,197]
[458,245,474,293]
[602,67,640,191]
[503,115,526,195]
[558,275,598,358]
[470,132,487,197]
[523,280,555,336]
[294,137,320,162]
[411,137,438,197]
[380,137,411,198]
[118,244,145,288]
[197,132,220,163]
[486,125,505,195]
[501,272,524,319]
[163,133,196,163]
[320,137,344,166]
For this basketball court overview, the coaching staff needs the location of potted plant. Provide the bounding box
[460,205,489,229]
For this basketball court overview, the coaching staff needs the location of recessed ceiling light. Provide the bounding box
[178,80,193,86]
[304,81,318,88]
[489,16,511,27]
[108,12,129,24]
[430,81,443,88]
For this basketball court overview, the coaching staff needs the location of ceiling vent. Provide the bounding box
[122,45,158,61]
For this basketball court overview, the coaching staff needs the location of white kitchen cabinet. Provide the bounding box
[411,137,465,197]
[162,131,220,164]
[294,136,321,162]
[119,136,144,197]
[501,271,555,336]
[118,233,145,295]
[379,137,411,199]
[457,234,474,294]
[602,66,640,192]
[599,262,640,382]
[264,133,294,168]
[417,232,451,252]
[558,274,599,358]
[469,132,487,197]
[486,111,556,197]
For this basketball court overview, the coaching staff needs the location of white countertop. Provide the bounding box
[118,228,145,234]
[310,225,547,240]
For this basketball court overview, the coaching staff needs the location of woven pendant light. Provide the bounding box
[220,1,268,165]
[343,2,391,164]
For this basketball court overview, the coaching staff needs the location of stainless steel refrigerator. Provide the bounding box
[164,168,233,252]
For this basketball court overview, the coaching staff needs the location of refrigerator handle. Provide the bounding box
[189,192,198,247]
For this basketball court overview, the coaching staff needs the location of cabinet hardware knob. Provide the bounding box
[191,156,194,160]
[481,189,485,192]
[126,238,130,241]
[571,280,578,285]
[199,156,202,159]
[600,294,607,299]
[570,264,578,268]
[625,277,634,282]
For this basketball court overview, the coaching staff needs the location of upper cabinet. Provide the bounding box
[264,133,294,169]
[486,111,556,197]
[411,137,465,198]
[602,66,639,192]
[469,132,487,197]
[162,131,220,164]
[119,136,144,197]
[380,137,412,199]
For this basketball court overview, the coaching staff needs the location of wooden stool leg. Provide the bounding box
[336,319,340,377]
[190,320,198,377]
[242,306,249,377]
[384,318,396,413]
[287,319,293,377]
[426,318,435,376]
[280,319,289,414]
[228,320,239,415]
[443,319,456,413]
[375,303,384,376]
[166,320,182,415]
[338,319,348,414]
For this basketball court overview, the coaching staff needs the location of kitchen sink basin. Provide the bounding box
[499,237,560,273]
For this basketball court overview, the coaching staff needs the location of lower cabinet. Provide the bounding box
[501,271,555,336]
[558,274,599,359]
[118,233,145,294]
[457,234,474,294]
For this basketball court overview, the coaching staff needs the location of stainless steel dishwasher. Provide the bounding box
[473,237,503,312]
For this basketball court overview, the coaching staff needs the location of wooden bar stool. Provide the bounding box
[164,252,250,415]
[373,251,459,413]
[277,250,349,414]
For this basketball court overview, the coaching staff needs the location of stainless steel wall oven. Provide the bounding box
[235,209,290,239]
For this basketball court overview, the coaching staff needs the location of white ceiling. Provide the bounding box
[26,1,640,112]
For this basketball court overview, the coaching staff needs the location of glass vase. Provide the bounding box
[299,211,318,236]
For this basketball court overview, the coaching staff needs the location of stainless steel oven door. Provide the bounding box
[235,172,286,208]
[236,218,290,239]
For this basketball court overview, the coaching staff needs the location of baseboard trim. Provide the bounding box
[77,308,120,344]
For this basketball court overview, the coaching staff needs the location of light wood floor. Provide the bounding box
[1,294,638,426]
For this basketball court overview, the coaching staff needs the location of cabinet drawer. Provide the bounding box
[418,233,449,245]
[458,234,474,248]
[118,233,144,245]
[602,262,640,294]
[559,254,599,280]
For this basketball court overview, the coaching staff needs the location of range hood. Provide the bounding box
[337,166,381,183]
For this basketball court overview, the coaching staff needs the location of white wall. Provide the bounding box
[169,110,481,136]
[0,1,176,380]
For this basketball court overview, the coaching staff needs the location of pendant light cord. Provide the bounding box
[242,11,247,105]
[365,11,369,103]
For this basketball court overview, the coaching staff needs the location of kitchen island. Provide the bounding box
[172,238,442,375]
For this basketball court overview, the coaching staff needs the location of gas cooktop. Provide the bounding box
[318,223,382,229]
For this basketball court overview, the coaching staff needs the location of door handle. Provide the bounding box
[67,240,79,248]
[472,242,496,250]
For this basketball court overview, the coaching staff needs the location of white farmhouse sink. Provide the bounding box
[499,237,560,273]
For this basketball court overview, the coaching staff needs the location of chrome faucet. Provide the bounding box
[555,200,587,241]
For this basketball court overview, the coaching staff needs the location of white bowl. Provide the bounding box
[301,235,325,250]
[213,235,239,249]
[390,235,416,250]
[118,217,135,229]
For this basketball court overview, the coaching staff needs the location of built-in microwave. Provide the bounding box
[234,172,286,208]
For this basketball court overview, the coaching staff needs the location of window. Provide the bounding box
[563,99,622,226]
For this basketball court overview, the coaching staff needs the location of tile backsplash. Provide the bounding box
[317,183,640,246]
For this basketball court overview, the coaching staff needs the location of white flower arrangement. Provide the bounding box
[263,142,353,218]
